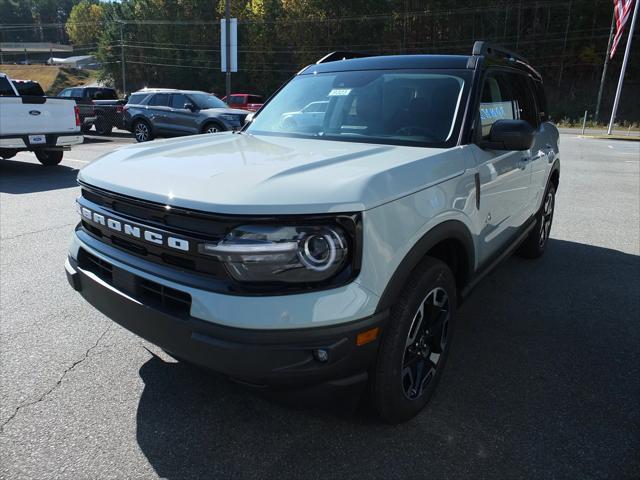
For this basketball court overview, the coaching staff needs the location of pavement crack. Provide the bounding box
[1,222,76,241]
[0,324,112,432]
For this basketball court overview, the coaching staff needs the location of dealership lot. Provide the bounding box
[0,134,638,479]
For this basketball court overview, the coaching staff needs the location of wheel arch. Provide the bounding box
[201,119,225,133]
[375,220,475,313]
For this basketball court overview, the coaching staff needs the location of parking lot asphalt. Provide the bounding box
[1,133,639,479]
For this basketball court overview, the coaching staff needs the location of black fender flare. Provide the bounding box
[375,220,475,313]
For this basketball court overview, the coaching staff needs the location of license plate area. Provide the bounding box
[28,134,46,145]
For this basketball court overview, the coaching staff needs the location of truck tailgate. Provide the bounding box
[0,97,79,136]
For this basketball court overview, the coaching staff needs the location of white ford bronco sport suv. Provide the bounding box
[66,42,559,423]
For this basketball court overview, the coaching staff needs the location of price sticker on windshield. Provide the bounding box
[328,88,352,96]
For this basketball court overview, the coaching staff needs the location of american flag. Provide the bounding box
[610,0,636,58]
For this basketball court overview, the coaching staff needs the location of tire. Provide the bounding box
[133,120,153,142]
[35,150,63,166]
[81,124,92,134]
[0,148,18,160]
[369,257,457,424]
[202,122,225,134]
[94,116,112,136]
[517,184,556,259]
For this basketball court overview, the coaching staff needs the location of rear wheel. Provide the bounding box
[369,257,457,423]
[81,124,92,134]
[94,116,112,135]
[133,120,153,142]
[35,150,63,166]
[517,184,556,259]
[0,148,18,160]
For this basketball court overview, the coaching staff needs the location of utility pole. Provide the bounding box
[225,0,231,99]
[608,0,639,135]
[120,21,127,96]
[595,14,616,123]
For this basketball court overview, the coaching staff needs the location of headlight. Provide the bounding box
[199,224,350,283]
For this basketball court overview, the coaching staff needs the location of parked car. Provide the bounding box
[280,100,329,130]
[0,72,82,166]
[57,86,126,135]
[123,88,250,142]
[66,42,560,423]
[222,93,264,112]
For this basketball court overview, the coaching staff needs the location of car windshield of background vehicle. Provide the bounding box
[191,93,228,109]
[247,69,468,147]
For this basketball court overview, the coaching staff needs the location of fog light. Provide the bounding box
[313,349,329,363]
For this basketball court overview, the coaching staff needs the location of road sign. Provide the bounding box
[220,18,237,73]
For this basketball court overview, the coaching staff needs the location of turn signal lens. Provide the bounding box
[356,327,380,346]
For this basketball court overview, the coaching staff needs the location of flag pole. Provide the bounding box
[608,0,639,135]
[594,13,615,123]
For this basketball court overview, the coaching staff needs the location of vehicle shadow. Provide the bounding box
[0,159,78,194]
[134,239,640,479]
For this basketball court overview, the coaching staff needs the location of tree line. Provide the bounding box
[1,0,638,122]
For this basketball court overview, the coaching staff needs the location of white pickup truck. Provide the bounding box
[0,72,83,166]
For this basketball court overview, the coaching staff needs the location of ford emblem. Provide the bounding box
[29,110,41,116]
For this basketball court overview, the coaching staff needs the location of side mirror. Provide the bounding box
[184,102,197,111]
[481,119,534,151]
[244,112,255,125]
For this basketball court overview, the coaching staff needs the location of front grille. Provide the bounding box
[78,248,191,317]
[78,248,113,282]
[78,185,231,279]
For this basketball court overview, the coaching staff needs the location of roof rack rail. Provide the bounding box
[472,41,529,65]
[315,51,371,64]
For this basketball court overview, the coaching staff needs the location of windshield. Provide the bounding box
[247,69,468,147]
[191,93,228,109]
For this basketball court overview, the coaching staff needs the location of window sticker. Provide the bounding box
[328,88,352,96]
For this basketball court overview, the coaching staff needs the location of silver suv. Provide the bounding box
[66,42,559,423]
[123,88,250,142]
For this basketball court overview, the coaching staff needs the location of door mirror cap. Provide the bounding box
[481,119,534,151]
[244,112,255,125]
[184,102,197,111]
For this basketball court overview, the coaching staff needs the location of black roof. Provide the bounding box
[300,42,542,81]
[301,55,471,74]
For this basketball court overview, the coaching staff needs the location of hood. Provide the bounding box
[78,133,468,214]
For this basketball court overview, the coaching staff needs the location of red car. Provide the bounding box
[222,94,264,112]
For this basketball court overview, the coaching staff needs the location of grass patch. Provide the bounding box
[0,65,95,95]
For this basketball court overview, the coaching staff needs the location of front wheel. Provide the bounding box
[203,122,225,134]
[517,184,556,259]
[35,150,63,166]
[369,257,457,423]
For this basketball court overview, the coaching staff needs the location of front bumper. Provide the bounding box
[65,253,387,388]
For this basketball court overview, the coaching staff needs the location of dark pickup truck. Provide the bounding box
[57,87,126,135]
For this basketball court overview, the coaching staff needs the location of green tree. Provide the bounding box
[66,0,104,46]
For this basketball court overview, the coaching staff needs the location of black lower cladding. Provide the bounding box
[67,253,386,387]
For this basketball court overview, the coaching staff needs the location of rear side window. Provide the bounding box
[127,93,149,105]
[0,77,16,96]
[249,95,263,103]
[148,93,169,107]
[58,89,71,98]
[14,81,44,96]
[478,70,537,138]
[91,88,117,100]
[70,88,84,97]
[228,95,243,105]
